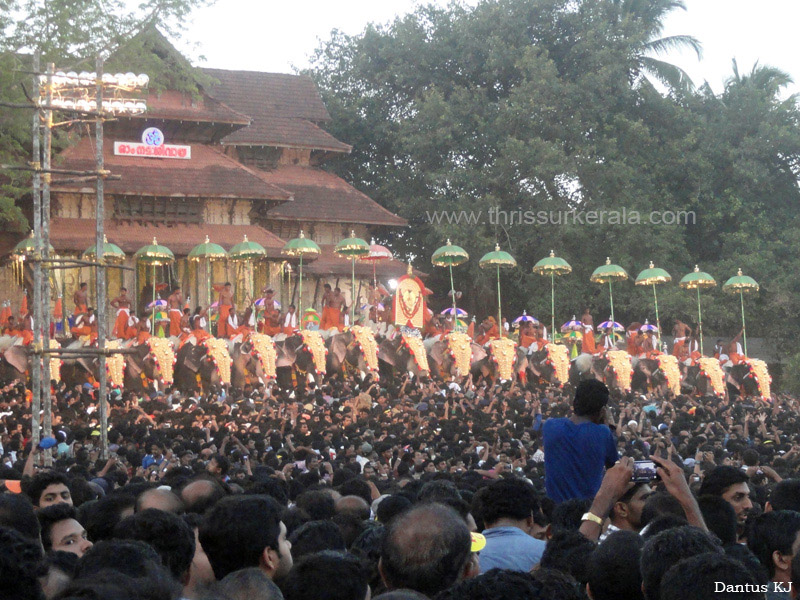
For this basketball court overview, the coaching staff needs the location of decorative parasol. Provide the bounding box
[188,236,228,333]
[147,298,167,309]
[301,308,321,330]
[82,235,125,264]
[722,268,759,356]
[635,261,671,346]
[360,238,393,287]
[590,258,629,327]
[561,316,583,332]
[10,232,54,285]
[533,250,572,342]
[679,265,716,355]
[441,307,468,317]
[135,238,174,334]
[478,244,517,338]
[335,230,370,326]
[229,235,267,304]
[639,320,658,333]
[598,319,625,332]
[282,231,321,319]
[513,311,539,325]
[432,239,469,330]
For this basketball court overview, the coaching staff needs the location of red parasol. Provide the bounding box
[359,239,393,287]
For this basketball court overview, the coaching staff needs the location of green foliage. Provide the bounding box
[308,0,800,352]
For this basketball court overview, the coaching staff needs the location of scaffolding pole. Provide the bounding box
[30,52,42,452]
[95,55,109,459]
[41,63,53,465]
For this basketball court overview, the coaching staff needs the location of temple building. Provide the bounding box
[1,29,407,321]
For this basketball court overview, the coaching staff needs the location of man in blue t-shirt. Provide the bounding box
[543,379,619,502]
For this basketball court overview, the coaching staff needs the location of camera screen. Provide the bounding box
[632,460,658,482]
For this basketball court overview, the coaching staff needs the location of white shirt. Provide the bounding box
[284,311,297,328]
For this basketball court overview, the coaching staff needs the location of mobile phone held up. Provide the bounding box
[632,460,660,483]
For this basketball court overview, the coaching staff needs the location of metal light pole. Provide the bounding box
[30,52,42,452]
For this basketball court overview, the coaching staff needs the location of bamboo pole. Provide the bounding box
[95,55,109,459]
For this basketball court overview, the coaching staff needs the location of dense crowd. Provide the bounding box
[1,373,800,600]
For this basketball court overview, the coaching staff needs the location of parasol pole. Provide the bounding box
[299,254,304,318]
[652,283,661,346]
[497,266,502,339]
[151,264,156,334]
[373,261,377,288]
[740,290,747,356]
[608,280,615,330]
[206,258,211,333]
[351,256,356,326]
[551,272,555,343]
[449,264,457,316]
[697,287,704,355]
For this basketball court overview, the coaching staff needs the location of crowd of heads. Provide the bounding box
[1,369,800,599]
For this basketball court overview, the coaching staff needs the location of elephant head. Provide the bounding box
[175,341,227,394]
[378,335,430,381]
[327,330,378,380]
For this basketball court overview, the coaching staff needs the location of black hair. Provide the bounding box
[288,519,346,560]
[769,479,800,512]
[294,490,336,521]
[210,454,230,476]
[418,480,461,504]
[697,495,738,546]
[472,478,540,527]
[199,494,284,579]
[337,477,372,506]
[697,466,750,497]
[433,569,543,600]
[0,492,40,541]
[539,529,596,584]
[573,379,609,417]
[723,544,770,585]
[746,510,800,578]
[81,493,136,542]
[75,539,162,579]
[660,552,763,600]
[586,530,644,600]
[113,508,195,581]
[640,526,722,600]
[641,514,690,539]
[219,567,284,600]
[332,512,369,549]
[283,551,368,600]
[377,495,412,524]
[54,566,180,600]
[550,498,592,533]
[22,470,70,507]
[640,492,685,528]
[381,503,471,597]
[0,526,46,600]
[37,503,79,552]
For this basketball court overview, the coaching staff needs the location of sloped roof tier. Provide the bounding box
[49,219,286,255]
[53,137,292,202]
[303,245,417,278]
[260,165,407,226]
[133,89,251,125]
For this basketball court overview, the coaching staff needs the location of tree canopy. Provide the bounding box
[307,0,800,353]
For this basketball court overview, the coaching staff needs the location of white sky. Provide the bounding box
[176,0,800,96]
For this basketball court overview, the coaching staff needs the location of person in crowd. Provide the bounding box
[37,503,93,557]
[747,511,800,599]
[22,471,73,509]
[698,465,754,540]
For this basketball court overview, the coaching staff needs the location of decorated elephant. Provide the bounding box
[327,326,381,382]
[630,354,682,395]
[470,338,525,383]
[680,357,726,397]
[426,332,485,381]
[727,359,771,400]
[378,333,430,382]
[174,337,231,394]
[122,338,176,393]
[274,331,328,389]
[231,333,278,390]
[569,351,633,394]
[522,344,571,388]
[0,338,95,388]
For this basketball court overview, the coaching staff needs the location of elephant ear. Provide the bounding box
[77,357,95,375]
[4,346,27,374]
[127,356,143,377]
[276,341,297,368]
[470,343,487,363]
[429,341,446,366]
[329,334,348,366]
[182,347,201,373]
[378,339,398,367]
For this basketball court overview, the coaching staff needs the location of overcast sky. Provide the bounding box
[176,0,800,96]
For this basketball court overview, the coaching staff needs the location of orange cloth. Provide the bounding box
[672,339,686,359]
[282,325,296,335]
[73,304,87,316]
[262,322,282,336]
[582,329,597,354]
[476,324,499,345]
[519,333,537,349]
[20,330,33,345]
[217,305,232,338]
[321,306,342,331]
[168,309,182,337]
[123,326,137,340]
[729,352,746,365]
[192,329,211,344]
[136,331,151,344]
[71,326,91,337]
[113,309,130,339]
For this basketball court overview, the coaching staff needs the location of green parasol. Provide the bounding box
[533,250,572,342]
[282,231,321,319]
[479,244,517,338]
[11,231,54,258]
[229,235,266,305]
[135,238,174,333]
[432,239,469,331]
[722,268,759,356]
[635,261,671,347]
[82,234,125,264]
[335,231,370,326]
[679,266,716,355]
[590,257,629,327]
[188,236,228,332]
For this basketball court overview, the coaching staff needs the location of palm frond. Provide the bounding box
[639,55,696,92]
[644,34,702,59]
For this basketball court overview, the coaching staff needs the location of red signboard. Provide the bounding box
[114,141,191,159]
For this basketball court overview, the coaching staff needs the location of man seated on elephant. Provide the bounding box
[475,316,500,346]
